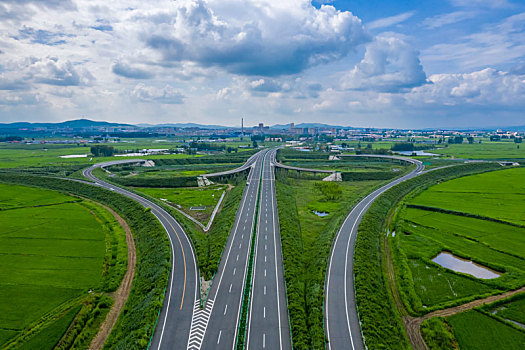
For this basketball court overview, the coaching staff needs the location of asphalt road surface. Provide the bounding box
[325,157,424,350]
[83,161,199,350]
[199,150,267,350]
[246,148,291,350]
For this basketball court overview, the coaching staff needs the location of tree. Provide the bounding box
[252,140,258,148]
[467,136,474,144]
[514,137,522,144]
[90,145,115,157]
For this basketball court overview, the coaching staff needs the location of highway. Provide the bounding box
[325,156,424,350]
[246,148,291,350]
[198,150,267,350]
[82,161,199,350]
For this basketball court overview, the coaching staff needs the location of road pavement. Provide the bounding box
[82,161,199,350]
[246,148,291,350]
[198,150,267,350]
[325,157,424,350]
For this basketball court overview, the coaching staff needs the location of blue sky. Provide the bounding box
[0,0,524,128]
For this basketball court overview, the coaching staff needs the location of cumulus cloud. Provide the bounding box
[28,57,94,86]
[140,0,369,76]
[341,34,427,92]
[406,68,525,106]
[132,83,185,104]
[112,61,154,79]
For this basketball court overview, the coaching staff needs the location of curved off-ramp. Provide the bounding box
[83,160,199,350]
[324,155,424,350]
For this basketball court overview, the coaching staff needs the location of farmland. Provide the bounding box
[409,167,525,225]
[447,310,525,349]
[391,167,525,316]
[0,183,127,348]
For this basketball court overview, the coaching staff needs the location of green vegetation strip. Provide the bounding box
[276,176,383,348]
[0,173,170,349]
[353,162,501,349]
[236,166,262,350]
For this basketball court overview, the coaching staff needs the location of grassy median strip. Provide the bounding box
[236,162,263,350]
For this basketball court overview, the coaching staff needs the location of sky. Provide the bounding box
[0,0,524,128]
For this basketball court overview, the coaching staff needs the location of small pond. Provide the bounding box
[432,251,501,279]
[313,211,329,217]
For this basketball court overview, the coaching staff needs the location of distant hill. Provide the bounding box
[0,119,133,129]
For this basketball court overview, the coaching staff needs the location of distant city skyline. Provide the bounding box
[0,0,524,128]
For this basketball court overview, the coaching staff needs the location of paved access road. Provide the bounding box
[83,161,199,350]
[325,157,424,350]
[198,150,267,350]
[246,148,291,350]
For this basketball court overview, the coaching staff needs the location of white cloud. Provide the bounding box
[341,33,427,92]
[421,12,525,72]
[139,0,369,76]
[449,0,511,8]
[368,11,415,30]
[406,68,525,106]
[422,11,476,29]
[132,83,185,104]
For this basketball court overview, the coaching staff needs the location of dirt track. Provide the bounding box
[89,205,136,350]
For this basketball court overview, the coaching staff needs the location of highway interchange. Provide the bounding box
[84,149,424,350]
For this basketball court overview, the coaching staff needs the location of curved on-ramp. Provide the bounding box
[82,160,199,350]
[324,155,424,350]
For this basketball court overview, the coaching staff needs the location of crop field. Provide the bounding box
[0,141,199,169]
[393,168,525,314]
[406,258,494,307]
[431,141,525,159]
[276,176,384,348]
[136,185,226,224]
[488,293,525,325]
[409,167,525,225]
[335,139,525,159]
[0,183,126,348]
[447,310,525,349]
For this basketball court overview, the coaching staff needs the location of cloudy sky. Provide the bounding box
[0,0,524,128]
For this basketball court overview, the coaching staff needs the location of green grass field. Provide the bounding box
[0,142,196,169]
[0,184,126,348]
[409,167,525,225]
[447,310,525,349]
[431,141,525,159]
[393,168,525,314]
[136,185,226,224]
